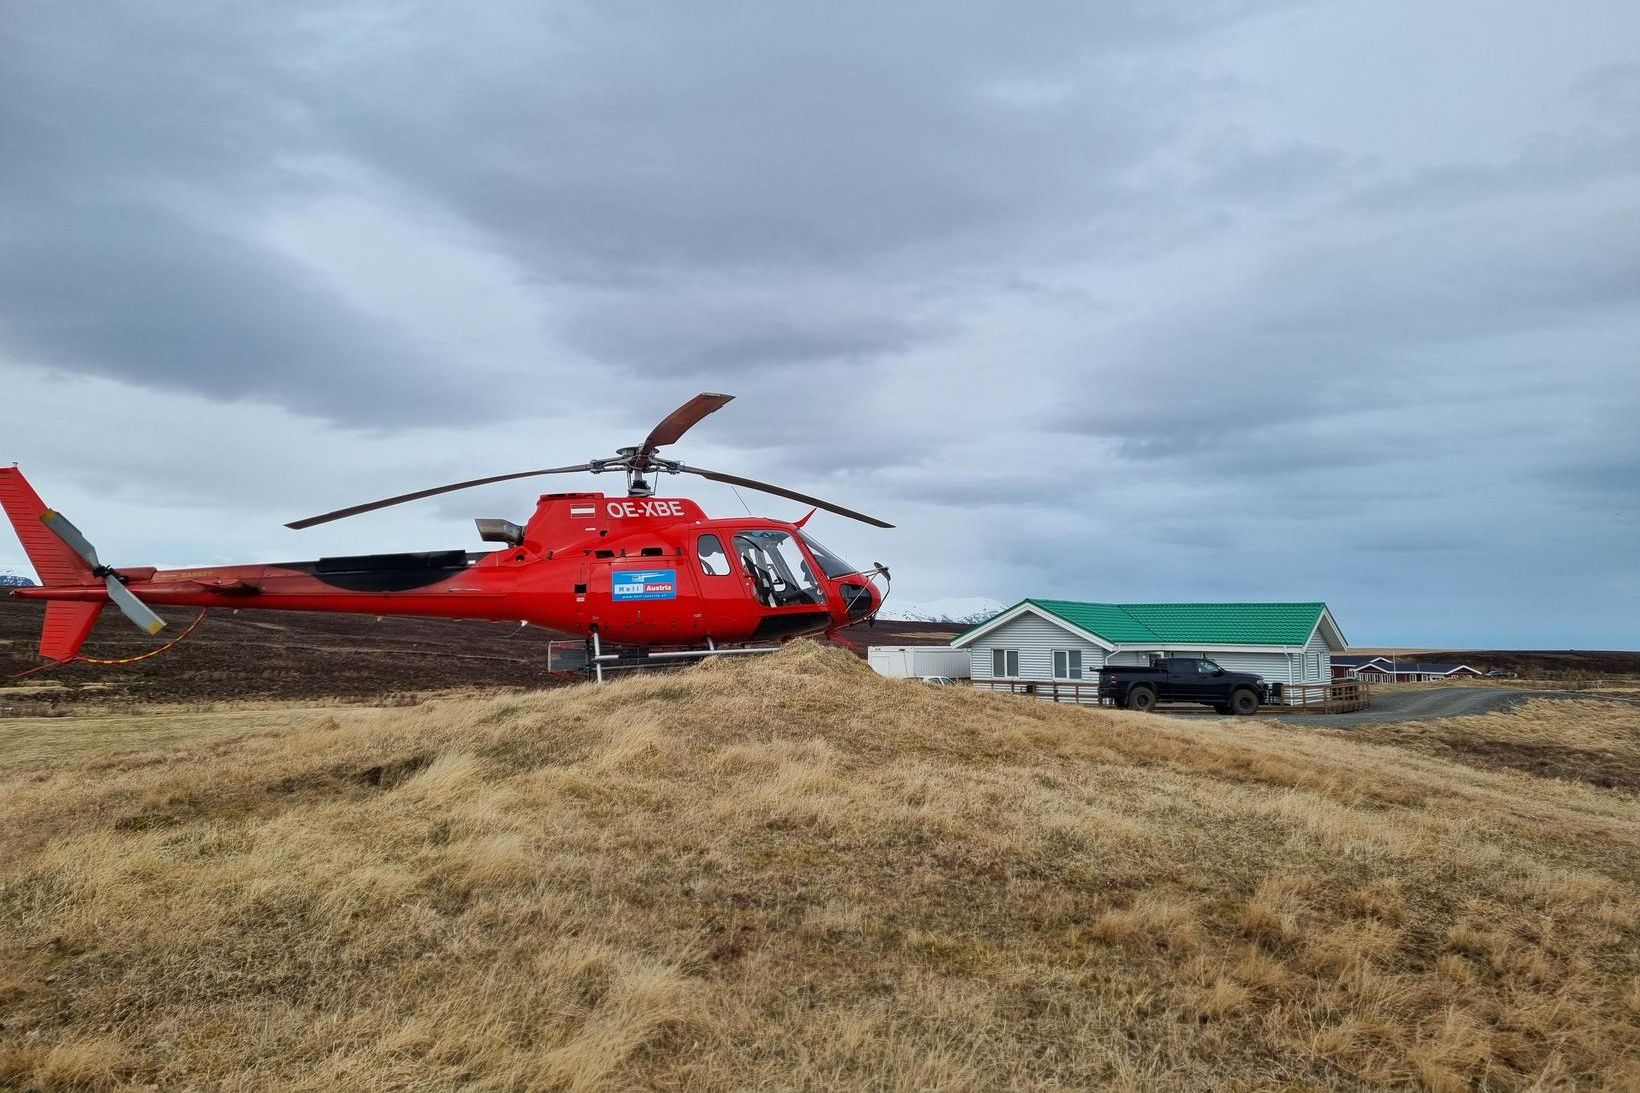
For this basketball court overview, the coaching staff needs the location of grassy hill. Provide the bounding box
[3,644,1638,1089]
[0,599,952,714]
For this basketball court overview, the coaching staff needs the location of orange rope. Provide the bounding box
[5,609,208,678]
[6,660,61,681]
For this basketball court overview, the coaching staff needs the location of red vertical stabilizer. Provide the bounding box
[0,467,94,587]
[39,601,104,662]
[1,468,104,661]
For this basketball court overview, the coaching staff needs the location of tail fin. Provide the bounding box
[40,601,105,662]
[0,467,94,587]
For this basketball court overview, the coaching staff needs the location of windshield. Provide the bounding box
[797,531,858,579]
[734,530,824,607]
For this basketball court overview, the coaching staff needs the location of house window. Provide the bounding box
[992,648,1019,677]
[1052,649,1082,679]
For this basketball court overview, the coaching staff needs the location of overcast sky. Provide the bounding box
[2,1,1637,648]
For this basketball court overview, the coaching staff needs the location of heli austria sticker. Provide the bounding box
[612,569,677,601]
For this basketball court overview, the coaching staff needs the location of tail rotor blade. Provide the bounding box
[105,575,166,636]
[40,510,101,568]
[40,508,165,635]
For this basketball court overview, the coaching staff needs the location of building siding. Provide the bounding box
[1104,647,1293,682]
[962,605,1344,708]
[1206,651,1299,683]
[1302,626,1332,682]
[967,613,1106,682]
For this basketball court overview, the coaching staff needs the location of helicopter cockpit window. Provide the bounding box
[797,532,858,579]
[697,534,731,577]
[734,530,823,607]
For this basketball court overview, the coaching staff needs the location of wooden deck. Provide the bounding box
[1266,680,1371,714]
[970,678,1372,715]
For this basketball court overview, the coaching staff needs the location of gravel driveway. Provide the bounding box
[1266,686,1636,728]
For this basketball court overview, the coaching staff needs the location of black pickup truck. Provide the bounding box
[1098,658,1272,715]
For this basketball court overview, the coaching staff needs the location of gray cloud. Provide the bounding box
[2,0,1638,647]
[1191,139,1367,206]
[1,0,1282,424]
[0,201,473,419]
[311,3,1248,274]
[1055,190,1640,459]
[1540,452,1640,505]
[561,289,933,377]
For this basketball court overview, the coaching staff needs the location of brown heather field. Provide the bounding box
[2,644,1639,1091]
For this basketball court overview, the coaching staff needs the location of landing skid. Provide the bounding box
[586,631,781,682]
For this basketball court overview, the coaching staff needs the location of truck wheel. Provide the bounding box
[1128,685,1158,713]
[1231,689,1259,716]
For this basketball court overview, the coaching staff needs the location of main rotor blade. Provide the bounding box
[638,392,734,457]
[285,464,592,529]
[105,575,167,636]
[679,465,894,528]
[40,510,100,568]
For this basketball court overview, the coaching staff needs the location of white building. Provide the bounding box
[866,645,972,679]
[951,600,1348,687]
[1333,655,1483,683]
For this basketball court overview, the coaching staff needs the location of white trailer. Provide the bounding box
[867,645,972,679]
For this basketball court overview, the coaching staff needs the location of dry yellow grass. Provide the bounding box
[3,643,1638,1090]
[0,707,371,766]
[1349,698,1640,791]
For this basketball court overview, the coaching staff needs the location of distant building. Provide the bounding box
[1332,655,1483,683]
[952,600,1347,686]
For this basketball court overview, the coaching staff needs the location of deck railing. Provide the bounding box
[969,677,1372,714]
[971,678,1103,704]
[1269,681,1370,713]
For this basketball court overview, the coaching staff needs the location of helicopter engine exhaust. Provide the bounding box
[475,518,526,547]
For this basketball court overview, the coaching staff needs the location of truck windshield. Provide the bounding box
[797,532,859,579]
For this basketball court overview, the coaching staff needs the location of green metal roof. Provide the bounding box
[1027,599,1161,643]
[960,599,1330,647]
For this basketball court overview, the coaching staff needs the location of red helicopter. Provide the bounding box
[2,393,892,678]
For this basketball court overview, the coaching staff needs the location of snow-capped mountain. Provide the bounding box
[0,570,35,588]
[876,597,1006,625]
